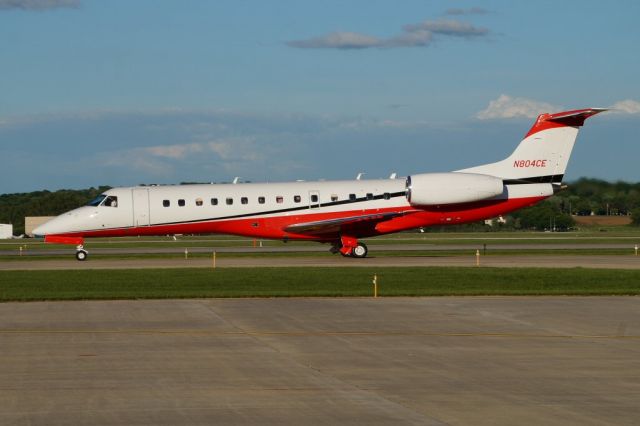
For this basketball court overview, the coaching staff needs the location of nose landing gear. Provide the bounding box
[75,245,88,261]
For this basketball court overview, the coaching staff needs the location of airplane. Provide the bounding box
[34,108,605,261]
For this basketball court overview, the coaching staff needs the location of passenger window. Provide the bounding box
[294,195,301,203]
[211,198,218,206]
[258,196,265,204]
[195,198,203,206]
[178,199,185,207]
[311,194,318,202]
[276,196,283,204]
[383,192,390,200]
[241,197,248,205]
[331,194,338,202]
[349,194,356,201]
[163,200,170,207]
[366,193,374,200]
[226,198,233,205]
[104,196,118,207]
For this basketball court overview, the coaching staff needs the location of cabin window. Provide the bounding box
[349,194,356,201]
[331,194,338,202]
[178,199,185,207]
[241,197,248,205]
[383,192,390,200]
[294,195,301,203]
[366,193,374,200]
[311,194,319,202]
[104,196,118,207]
[276,196,283,204]
[211,198,218,206]
[195,198,203,206]
[226,198,233,205]
[87,194,107,207]
[258,196,265,204]
[163,200,170,207]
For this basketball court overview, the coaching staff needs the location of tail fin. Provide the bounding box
[458,108,606,183]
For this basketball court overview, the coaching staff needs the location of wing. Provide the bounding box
[283,211,416,237]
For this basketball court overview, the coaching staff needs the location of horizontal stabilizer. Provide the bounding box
[544,108,608,126]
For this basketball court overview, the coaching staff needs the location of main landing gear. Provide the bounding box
[75,245,89,261]
[331,236,368,258]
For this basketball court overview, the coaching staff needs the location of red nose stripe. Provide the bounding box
[44,235,84,245]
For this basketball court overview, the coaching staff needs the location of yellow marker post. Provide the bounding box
[373,274,378,298]
[212,251,216,269]
[184,248,188,259]
[476,249,480,266]
[635,245,638,256]
[19,246,23,256]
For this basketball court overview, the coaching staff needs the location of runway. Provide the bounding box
[2,254,640,270]
[2,242,639,257]
[1,297,639,425]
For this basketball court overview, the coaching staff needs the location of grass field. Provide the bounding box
[1,267,639,301]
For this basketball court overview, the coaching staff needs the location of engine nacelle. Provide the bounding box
[406,172,504,206]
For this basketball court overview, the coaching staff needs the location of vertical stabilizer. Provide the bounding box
[457,108,606,183]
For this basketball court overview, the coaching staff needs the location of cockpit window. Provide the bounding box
[87,194,107,207]
[104,196,118,207]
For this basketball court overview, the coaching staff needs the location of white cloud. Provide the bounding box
[287,18,488,50]
[476,95,560,119]
[145,143,202,159]
[609,99,640,115]
[403,20,489,38]
[0,0,79,10]
[286,32,380,49]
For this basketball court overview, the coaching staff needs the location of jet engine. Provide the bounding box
[406,172,504,206]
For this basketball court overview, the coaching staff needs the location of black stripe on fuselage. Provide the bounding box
[503,174,563,185]
[149,191,409,227]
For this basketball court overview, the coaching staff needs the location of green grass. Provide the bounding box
[1,267,639,301]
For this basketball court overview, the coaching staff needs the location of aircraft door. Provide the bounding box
[132,188,150,227]
[309,190,320,209]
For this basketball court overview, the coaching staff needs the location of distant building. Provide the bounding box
[25,217,55,237]
[0,224,13,239]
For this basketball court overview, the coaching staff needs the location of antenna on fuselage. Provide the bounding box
[389,172,397,179]
[356,173,365,180]
[232,177,241,184]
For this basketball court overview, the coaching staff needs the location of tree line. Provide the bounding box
[1,179,639,236]
[0,186,111,235]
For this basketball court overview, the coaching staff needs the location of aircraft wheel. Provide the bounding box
[351,243,368,258]
[76,250,88,261]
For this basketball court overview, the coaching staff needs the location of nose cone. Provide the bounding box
[32,222,50,238]
[32,212,81,237]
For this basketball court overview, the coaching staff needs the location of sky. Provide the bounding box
[1,0,639,194]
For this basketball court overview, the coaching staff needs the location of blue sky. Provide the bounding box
[1,0,639,193]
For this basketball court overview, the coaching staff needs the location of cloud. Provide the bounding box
[403,20,489,37]
[287,18,489,50]
[286,32,380,49]
[0,0,79,10]
[476,95,560,119]
[609,99,640,115]
[445,7,488,16]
